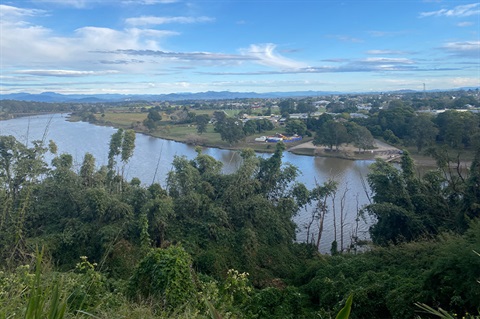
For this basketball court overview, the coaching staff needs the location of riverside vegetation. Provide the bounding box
[1,91,479,317]
[0,122,479,318]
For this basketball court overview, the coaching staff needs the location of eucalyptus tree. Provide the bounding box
[305,180,337,250]
[80,153,96,187]
[107,129,136,191]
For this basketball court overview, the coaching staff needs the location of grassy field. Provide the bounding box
[85,110,476,165]
[92,110,305,153]
[101,112,147,127]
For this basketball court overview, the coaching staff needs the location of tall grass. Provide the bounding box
[23,248,68,319]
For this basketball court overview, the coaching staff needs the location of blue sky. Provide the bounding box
[1,0,479,95]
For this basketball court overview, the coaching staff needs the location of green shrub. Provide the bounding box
[127,245,196,310]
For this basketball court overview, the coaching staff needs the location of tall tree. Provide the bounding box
[408,114,438,152]
[216,118,245,145]
[278,99,296,115]
[80,153,96,187]
[195,114,210,134]
[348,123,375,151]
[314,121,349,150]
[285,119,307,136]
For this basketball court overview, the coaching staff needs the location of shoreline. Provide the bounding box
[32,113,473,168]
[80,116,439,165]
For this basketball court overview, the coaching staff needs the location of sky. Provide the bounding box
[0,0,479,95]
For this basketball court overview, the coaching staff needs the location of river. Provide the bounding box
[0,114,375,252]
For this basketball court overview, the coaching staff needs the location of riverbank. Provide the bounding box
[289,139,401,160]
[69,113,473,168]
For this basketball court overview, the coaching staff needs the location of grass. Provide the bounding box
[83,110,476,166]
[99,112,147,127]
[91,111,301,153]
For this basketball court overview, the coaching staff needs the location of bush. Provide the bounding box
[127,246,196,309]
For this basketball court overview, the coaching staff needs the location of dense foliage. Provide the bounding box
[0,124,479,318]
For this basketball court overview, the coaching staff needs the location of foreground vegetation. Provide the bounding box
[1,125,479,318]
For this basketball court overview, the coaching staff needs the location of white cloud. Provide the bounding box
[33,0,179,7]
[101,49,254,63]
[240,43,307,69]
[457,21,474,27]
[126,16,214,26]
[363,57,415,64]
[366,50,410,55]
[14,69,119,77]
[75,26,178,48]
[420,3,480,17]
[451,77,480,87]
[327,34,363,42]
[0,4,46,19]
[122,0,179,4]
[0,5,178,73]
[441,41,480,57]
[31,0,93,8]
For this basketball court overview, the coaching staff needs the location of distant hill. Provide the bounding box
[1,87,478,103]
[0,90,339,103]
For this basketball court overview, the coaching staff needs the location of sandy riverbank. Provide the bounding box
[288,139,402,161]
[288,139,474,169]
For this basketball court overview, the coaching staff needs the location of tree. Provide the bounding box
[212,110,227,124]
[243,120,257,136]
[377,105,415,139]
[314,121,349,150]
[0,136,49,263]
[463,148,480,221]
[108,129,123,171]
[309,113,333,131]
[195,114,210,134]
[435,110,479,148]
[363,159,424,245]
[296,100,316,114]
[107,129,136,185]
[121,129,136,165]
[307,180,337,250]
[285,119,307,136]
[216,118,245,145]
[279,99,296,115]
[408,114,438,152]
[143,109,162,131]
[348,123,375,151]
[147,108,162,121]
[80,153,96,187]
[243,119,274,136]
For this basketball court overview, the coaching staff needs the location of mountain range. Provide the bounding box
[1,88,478,103]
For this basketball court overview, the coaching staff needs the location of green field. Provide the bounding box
[93,110,305,153]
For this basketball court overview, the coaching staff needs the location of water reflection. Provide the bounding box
[1,114,375,252]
